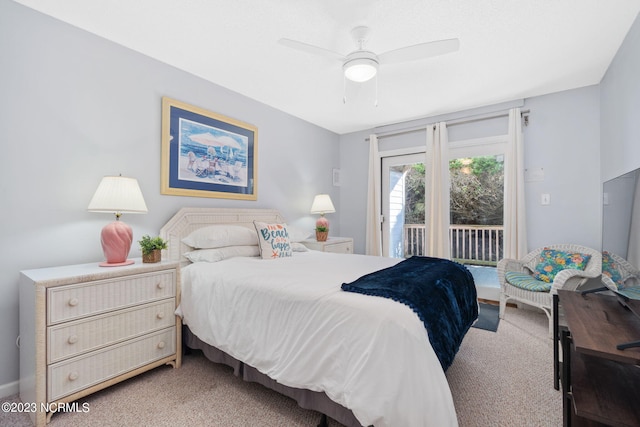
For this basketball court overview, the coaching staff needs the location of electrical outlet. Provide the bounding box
[541,193,550,205]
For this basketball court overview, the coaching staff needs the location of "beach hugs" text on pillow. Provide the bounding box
[254,221,293,259]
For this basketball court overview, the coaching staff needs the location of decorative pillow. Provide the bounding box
[532,249,591,283]
[602,251,624,288]
[184,246,260,263]
[182,225,258,249]
[291,242,309,252]
[253,221,293,259]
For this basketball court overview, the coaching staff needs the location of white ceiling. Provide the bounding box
[14,0,640,134]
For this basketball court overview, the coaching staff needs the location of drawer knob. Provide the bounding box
[157,341,166,349]
[67,335,78,344]
[68,372,79,381]
[156,312,165,319]
[68,298,79,307]
[156,282,165,290]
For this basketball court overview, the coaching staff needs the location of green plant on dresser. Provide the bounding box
[138,235,168,263]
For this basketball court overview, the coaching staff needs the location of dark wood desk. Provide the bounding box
[558,290,640,427]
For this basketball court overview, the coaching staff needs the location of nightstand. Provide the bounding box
[19,259,181,426]
[301,237,353,254]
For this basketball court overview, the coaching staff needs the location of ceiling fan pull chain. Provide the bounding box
[374,73,379,107]
[343,74,347,104]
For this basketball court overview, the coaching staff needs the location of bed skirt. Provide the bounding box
[183,326,363,427]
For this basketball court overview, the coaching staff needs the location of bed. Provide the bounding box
[161,207,477,427]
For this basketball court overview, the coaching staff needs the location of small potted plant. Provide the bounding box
[315,217,329,242]
[139,235,168,263]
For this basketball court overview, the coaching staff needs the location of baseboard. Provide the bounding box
[0,380,19,399]
[476,287,499,301]
[477,298,517,308]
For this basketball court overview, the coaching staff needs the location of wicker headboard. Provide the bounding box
[159,207,286,263]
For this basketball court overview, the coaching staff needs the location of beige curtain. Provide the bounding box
[365,134,382,256]
[425,123,451,258]
[503,108,528,259]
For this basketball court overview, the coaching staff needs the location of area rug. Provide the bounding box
[472,302,500,332]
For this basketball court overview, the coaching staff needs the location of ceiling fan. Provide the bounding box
[279,26,459,83]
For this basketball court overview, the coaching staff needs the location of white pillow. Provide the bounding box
[184,246,260,263]
[287,225,313,243]
[291,242,309,252]
[253,221,293,259]
[182,225,258,249]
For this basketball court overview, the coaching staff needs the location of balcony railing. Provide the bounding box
[403,224,504,266]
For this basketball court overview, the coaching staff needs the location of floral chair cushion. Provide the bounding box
[602,251,624,289]
[505,271,552,292]
[618,286,640,299]
[532,249,591,283]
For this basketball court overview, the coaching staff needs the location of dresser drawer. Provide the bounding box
[47,327,176,401]
[47,299,176,364]
[47,270,176,325]
[301,237,353,254]
[324,242,353,254]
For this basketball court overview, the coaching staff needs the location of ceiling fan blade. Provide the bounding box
[278,38,344,61]
[378,38,459,64]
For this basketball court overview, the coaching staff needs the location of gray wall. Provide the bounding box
[339,85,602,254]
[0,0,339,391]
[522,86,601,250]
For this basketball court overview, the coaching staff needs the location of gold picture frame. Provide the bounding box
[161,97,257,200]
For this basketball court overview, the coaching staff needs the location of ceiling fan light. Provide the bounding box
[344,58,378,82]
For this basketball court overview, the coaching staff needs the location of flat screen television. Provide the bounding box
[602,168,640,261]
[601,167,640,349]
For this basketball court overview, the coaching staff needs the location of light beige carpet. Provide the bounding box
[2,306,561,426]
[447,306,562,426]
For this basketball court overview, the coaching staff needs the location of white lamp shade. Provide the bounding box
[88,176,148,215]
[310,194,336,215]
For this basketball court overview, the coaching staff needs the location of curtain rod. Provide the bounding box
[367,109,530,141]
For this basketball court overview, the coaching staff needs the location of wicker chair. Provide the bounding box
[601,251,640,299]
[498,244,602,337]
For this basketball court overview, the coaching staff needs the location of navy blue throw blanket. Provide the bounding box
[341,256,478,371]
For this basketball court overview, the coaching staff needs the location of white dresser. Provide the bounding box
[301,237,354,254]
[19,259,181,426]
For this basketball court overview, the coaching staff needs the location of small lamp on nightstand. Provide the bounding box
[88,175,148,266]
[310,194,335,242]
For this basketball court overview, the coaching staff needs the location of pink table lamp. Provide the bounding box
[88,176,148,266]
[310,194,336,241]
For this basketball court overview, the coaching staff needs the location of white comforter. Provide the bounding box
[178,251,458,427]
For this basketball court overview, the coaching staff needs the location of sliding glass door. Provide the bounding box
[448,154,504,265]
[381,153,425,258]
[381,137,507,263]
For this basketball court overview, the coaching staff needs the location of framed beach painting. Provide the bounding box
[161,97,257,200]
